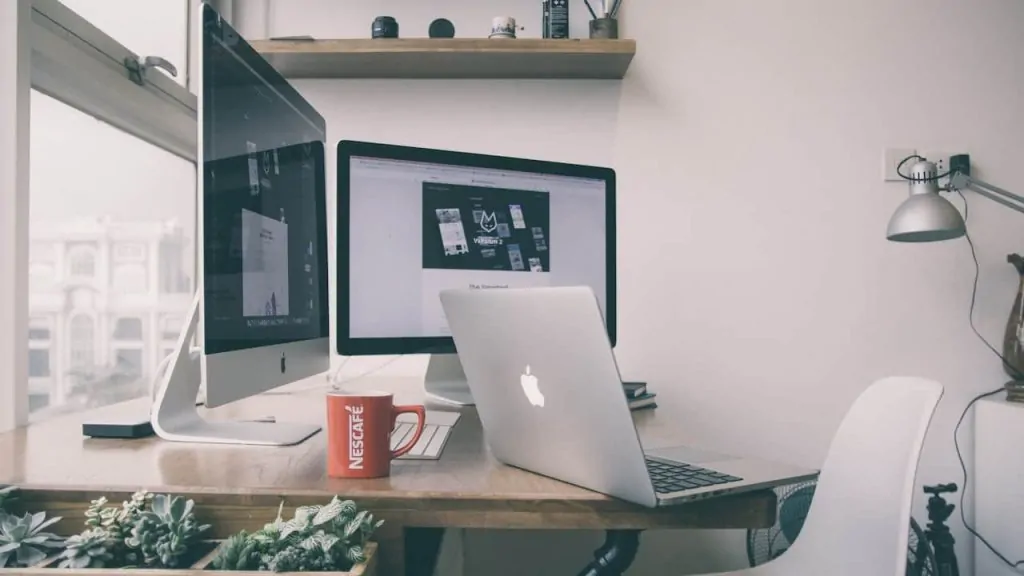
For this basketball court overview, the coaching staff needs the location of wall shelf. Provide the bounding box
[250,38,636,79]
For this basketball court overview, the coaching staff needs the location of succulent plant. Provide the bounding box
[0,486,16,514]
[210,531,264,571]
[74,490,154,567]
[211,496,382,572]
[57,527,114,569]
[125,494,210,568]
[85,490,152,539]
[0,511,64,568]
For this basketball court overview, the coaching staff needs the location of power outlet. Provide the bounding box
[884,148,917,181]
[919,151,951,175]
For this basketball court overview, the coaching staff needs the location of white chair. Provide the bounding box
[703,376,944,576]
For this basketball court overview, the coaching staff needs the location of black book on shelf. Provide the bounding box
[623,381,647,398]
[628,392,657,411]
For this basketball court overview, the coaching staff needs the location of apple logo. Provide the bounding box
[520,365,545,407]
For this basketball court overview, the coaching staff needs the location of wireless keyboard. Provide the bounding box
[391,411,461,460]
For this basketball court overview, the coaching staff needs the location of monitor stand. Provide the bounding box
[150,293,321,446]
[423,353,475,406]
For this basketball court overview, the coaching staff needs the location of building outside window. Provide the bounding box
[67,246,97,279]
[4,0,196,430]
[27,317,53,412]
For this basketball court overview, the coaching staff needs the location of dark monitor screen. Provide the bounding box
[201,5,329,356]
[336,140,616,356]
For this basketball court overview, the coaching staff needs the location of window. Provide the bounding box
[28,317,53,382]
[5,1,197,428]
[113,317,144,341]
[27,89,194,418]
[28,350,51,378]
[58,0,189,88]
[28,317,51,341]
[67,246,97,278]
[68,314,95,369]
[3,1,196,428]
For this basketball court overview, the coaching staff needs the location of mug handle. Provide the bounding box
[390,405,427,459]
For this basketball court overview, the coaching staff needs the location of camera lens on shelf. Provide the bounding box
[428,18,455,38]
[372,16,399,39]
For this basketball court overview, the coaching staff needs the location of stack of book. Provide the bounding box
[1005,381,1024,403]
[624,381,656,411]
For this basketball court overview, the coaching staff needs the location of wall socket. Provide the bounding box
[884,148,917,181]
[919,151,951,175]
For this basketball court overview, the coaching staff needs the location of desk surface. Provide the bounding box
[0,376,779,531]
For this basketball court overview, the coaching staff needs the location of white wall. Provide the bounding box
[245,0,1024,573]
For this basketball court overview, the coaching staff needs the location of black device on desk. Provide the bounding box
[83,419,154,439]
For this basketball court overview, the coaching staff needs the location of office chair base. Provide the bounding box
[576,529,642,576]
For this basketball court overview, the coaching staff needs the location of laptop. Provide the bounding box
[439,286,819,508]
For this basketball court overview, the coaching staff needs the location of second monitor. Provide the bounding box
[336,141,616,405]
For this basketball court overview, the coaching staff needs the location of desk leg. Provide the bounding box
[404,527,446,576]
[576,529,642,576]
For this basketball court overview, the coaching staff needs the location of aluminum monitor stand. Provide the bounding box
[150,293,321,446]
[424,353,475,406]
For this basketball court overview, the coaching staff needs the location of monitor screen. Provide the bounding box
[338,142,615,355]
[201,8,329,356]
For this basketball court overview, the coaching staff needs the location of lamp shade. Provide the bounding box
[886,193,966,242]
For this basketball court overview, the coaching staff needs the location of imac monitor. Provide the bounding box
[151,3,329,446]
[336,141,615,405]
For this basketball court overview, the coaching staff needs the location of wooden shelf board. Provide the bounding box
[250,38,636,79]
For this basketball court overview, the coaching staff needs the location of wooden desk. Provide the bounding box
[0,377,782,576]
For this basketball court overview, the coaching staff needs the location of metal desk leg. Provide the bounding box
[405,527,446,576]
[577,529,642,576]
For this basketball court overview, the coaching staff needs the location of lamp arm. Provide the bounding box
[949,172,1024,216]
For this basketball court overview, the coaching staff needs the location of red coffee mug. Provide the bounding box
[326,391,426,479]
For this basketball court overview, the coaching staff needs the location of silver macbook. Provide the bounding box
[439,286,818,508]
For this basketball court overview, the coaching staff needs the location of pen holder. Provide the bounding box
[589,17,618,39]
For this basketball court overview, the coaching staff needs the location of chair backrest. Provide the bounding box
[772,376,943,575]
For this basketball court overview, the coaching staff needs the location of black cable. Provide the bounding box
[951,189,1024,570]
[897,154,953,182]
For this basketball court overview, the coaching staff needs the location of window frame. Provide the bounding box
[2,0,198,431]
[0,0,32,433]
[30,0,197,163]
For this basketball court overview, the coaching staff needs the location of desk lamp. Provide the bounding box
[886,154,1024,242]
[886,153,1024,385]
[887,155,1024,574]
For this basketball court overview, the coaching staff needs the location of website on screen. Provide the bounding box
[347,156,607,338]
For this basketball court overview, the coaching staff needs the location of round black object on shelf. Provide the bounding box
[428,18,455,38]
[372,16,399,39]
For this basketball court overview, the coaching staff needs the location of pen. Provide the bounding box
[610,0,622,18]
[583,0,598,20]
[601,0,608,16]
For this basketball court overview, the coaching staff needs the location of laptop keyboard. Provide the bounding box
[645,457,743,494]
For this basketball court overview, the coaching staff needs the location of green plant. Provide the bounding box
[125,493,210,568]
[0,486,16,514]
[0,511,65,568]
[58,490,154,569]
[211,496,382,572]
[57,528,114,569]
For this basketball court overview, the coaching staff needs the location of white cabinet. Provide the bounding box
[973,397,1024,576]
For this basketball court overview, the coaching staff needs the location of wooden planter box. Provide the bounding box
[0,541,377,576]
